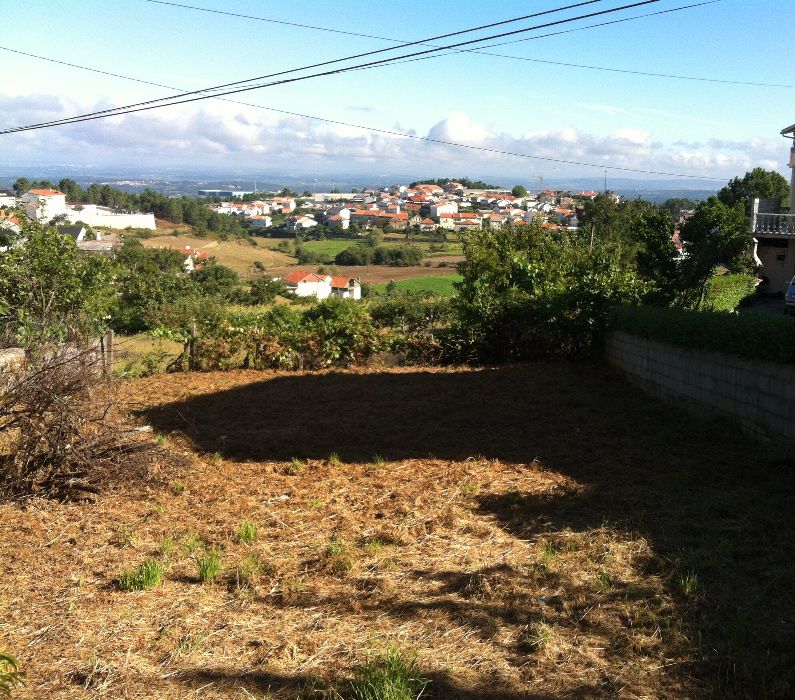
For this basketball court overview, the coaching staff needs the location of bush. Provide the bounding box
[611,305,795,365]
[703,273,757,311]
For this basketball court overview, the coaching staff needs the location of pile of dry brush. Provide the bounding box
[0,348,153,501]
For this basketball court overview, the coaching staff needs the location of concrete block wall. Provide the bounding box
[606,331,795,442]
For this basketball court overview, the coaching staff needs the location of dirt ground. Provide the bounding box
[1,364,793,698]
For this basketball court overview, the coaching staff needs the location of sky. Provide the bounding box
[1,0,794,184]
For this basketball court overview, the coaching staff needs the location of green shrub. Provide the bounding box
[0,652,25,697]
[611,305,795,365]
[344,647,430,700]
[703,273,757,311]
[117,559,164,591]
[197,550,222,582]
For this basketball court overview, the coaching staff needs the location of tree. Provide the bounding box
[455,223,648,361]
[632,208,680,305]
[717,168,790,215]
[511,184,528,198]
[678,197,750,308]
[12,178,31,195]
[58,178,84,202]
[247,275,287,305]
[191,261,240,300]
[0,219,114,348]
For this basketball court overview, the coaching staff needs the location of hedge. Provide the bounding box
[610,305,795,365]
[703,273,757,311]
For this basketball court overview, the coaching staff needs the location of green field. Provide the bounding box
[372,274,462,296]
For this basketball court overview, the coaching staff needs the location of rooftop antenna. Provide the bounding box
[537,174,543,192]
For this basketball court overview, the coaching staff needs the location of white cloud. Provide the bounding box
[1,93,790,179]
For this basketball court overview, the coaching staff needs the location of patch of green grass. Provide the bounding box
[182,533,202,555]
[117,559,164,591]
[326,538,348,558]
[522,622,555,652]
[197,550,222,583]
[159,536,176,556]
[0,651,26,696]
[679,570,700,597]
[237,520,257,544]
[283,457,305,476]
[300,238,358,258]
[538,540,560,565]
[372,274,462,297]
[372,455,386,468]
[156,433,167,446]
[345,646,430,700]
[329,452,342,468]
[170,481,186,495]
[362,538,385,555]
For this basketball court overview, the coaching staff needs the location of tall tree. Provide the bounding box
[717,168,790,215]
[678,197,749,308]
[511,184,528,198]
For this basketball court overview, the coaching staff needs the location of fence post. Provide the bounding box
[189,321,197,371]
[104,329,114,375]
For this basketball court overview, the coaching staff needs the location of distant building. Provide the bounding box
[22,188,67,221]
[198,189,253,198]
[0,189,16,208]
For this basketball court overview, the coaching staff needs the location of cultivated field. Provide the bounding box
[1,364,792,698]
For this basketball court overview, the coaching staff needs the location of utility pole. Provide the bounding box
[603,169,608,193]
[537,174,543,192]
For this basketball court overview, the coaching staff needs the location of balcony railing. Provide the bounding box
[752,212,795,235]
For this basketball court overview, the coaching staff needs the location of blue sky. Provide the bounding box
[1,0,793,183]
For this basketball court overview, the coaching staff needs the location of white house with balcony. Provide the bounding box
[751,122,795,293]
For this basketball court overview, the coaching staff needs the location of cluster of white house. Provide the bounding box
[4,188,157,230]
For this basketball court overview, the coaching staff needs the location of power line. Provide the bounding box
[0,43,724,180]
[144,0,775,88]
[1,0,665,133]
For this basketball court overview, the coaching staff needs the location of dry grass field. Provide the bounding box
[1,364,793,698]
[142,235,294,278]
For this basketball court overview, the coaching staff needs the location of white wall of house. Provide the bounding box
[292,279,332,299]
[22,192,67,220]
[0,195,15,208]
[66,205,156,230]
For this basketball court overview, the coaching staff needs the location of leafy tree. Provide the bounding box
[0,219,114,348]
[660,197,697,218]
[717,168,790,215]
[57,178,84,202]
[12,178,30,195]
[678,197,750,308]
[455,223,648,361]
[632,208,680,305]
[191,261,240,300]
[246,275,287,305]
[511,184,528,198]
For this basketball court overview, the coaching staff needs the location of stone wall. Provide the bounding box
[605,331,795,442]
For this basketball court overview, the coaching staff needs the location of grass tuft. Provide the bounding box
[345,646,430,700]
[117,559,164,591]
[197,550,222,582]
[329,452,343,468]
[237,520,257,544]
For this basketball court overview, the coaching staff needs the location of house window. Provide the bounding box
[776,253,786,263]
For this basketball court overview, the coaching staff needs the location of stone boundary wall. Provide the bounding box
[605,331,795,442]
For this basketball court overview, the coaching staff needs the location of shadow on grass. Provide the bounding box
[143,363,795,697]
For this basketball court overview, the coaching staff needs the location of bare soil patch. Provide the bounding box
[1,364,793,698]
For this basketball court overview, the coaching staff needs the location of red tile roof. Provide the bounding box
[283,271,327,285]
[28,188,65,196]
[330,276,358,289]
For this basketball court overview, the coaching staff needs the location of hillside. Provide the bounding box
[1,364,792,698]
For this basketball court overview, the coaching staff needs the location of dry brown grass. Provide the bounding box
[142,235,294,278]
[1,364,793,698]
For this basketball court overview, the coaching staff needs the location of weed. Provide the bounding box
[372,455,386,468]
[460,481,479,496]
[117,559,164,591]
[159,536,176,556]
[362,538,385,555]
[679,570,700,597]
[326,539,348,557]
[522,622,555,652]
[237,520,257,544]
[211,452,222,462]
[197,550,222,582]
[596,572,613,592]
[156,433,167,446]
[170,481,186,496]
[538,540,560,565]
[309,498,324,509]
[235,555,262,589]
[283,457,305,476]
[345,646,430,700]
[0,652,25,696]
[182,533,201,555]
[329,452,342,468]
